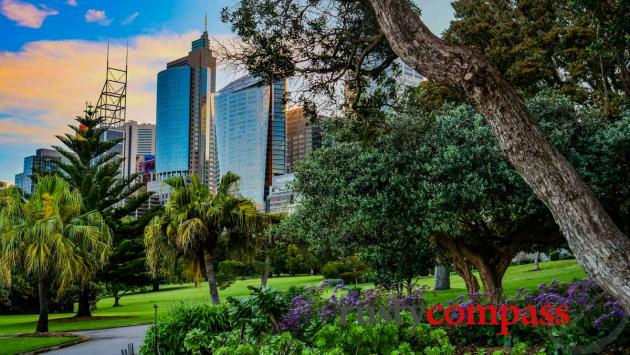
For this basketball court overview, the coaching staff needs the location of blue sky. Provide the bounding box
[0,0,455,183]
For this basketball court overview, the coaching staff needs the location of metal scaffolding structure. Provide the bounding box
[95,41,128,127]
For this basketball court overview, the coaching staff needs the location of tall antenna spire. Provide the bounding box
[204,13,208,33]
[125,39,129,71]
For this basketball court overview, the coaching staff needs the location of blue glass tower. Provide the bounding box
[154,29,217,190]
[156,66,191,175]
[215,76,286,210]
[14,148,62,195]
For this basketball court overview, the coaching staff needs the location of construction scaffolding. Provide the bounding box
[95,41,128,127]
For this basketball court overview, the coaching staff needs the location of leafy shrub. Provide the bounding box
[321,256,366,280]
[139,303,230,354]
[183,328,212,355]
[526,279,628,352]
[444,279,629,352]
[212,332,305,355]
[228,286,289,336]
[549,251,560,261]
[312,316,454,355]
[340,271,358,285]
[219,260,259,278]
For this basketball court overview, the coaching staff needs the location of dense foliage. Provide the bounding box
[445,0,630,115]
[144,173,262,304]
[279,91,630,303]
[52,109,153,316]
[0,176,111,331]
[142,276,628,354]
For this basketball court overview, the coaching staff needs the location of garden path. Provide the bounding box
[43,324,150,355]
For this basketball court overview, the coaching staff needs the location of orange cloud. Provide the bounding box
[0,117,57,143]
[0,32,238,145]
[0,0,58,28]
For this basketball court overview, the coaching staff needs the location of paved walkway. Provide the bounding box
[44,325,150,355]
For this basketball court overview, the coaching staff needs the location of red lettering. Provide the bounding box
[555,305,570,325]
[499,305,520,336]
[465,305,498,325]
[426,305,444,325]
[539,305,554,326]
[445,306,465,325]
[520,305,539,326]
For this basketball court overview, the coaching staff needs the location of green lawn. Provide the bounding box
[0,336,80,355]
[0,260,586,336]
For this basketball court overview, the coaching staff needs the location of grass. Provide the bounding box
[0,260,586,336]
[0,336,80,355]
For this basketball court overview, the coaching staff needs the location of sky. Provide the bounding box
[0,0,455,183]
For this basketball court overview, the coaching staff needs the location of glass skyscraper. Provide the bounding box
[156,66,191,176]
[14,148,63,195]
[215,76,286,210]
[154,29,217,194]
[286,107,322,173]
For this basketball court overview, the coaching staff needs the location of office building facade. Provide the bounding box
[285,107,322,173]
[154,29,218,192]
[14,148,63,194]
[397,59,425,87]
[121,120,156,180]
[268,173,298,214]
[215,76,286,210]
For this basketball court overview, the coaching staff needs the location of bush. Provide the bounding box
[549,251,560,261]
[212,332,304,355]
[139,303,230,354]
[313,317,454,355]
[339,272,358,285]
[443,279,629,352]
[219,260,258,278]
[321,256,366,280]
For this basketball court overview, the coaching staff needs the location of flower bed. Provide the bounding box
[141,279,629,354]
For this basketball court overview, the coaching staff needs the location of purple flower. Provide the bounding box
[333,284,347,293]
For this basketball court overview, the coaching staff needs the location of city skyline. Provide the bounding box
[0,1,455,182]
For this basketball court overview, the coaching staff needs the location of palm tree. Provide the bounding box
[0,176,111,332]
[145,173,261,304]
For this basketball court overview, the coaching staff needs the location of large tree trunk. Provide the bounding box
[437,235,518,304]
[475,261,508,304]
[369,0,630,312]
[203,248,221,305]
[434,264,450,290]
[436,235,479,294]
[453,262,479,294]
[36,277,50,333]
[76,287,92,317]
[261,254,271,288]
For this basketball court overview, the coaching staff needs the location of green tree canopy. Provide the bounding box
[444,0,629,114]
[144,173,262,304]
[52,109,153,316]
[0,176,111,332]
[287,91,629,302]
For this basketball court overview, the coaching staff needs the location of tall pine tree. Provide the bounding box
[53,109,154,317]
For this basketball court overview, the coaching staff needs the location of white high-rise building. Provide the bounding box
[397,58,425,87]
[121,120,156,180]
